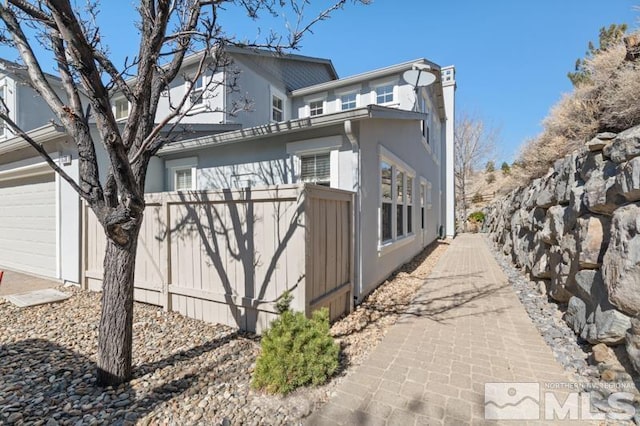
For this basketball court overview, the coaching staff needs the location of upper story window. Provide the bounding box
[190,76,205,106]
[309,100,324,116]
[300,153,330,186]
[341,93,357,110]
[272,95,284,122]
[114,99,129,120]
[376,84,394,104]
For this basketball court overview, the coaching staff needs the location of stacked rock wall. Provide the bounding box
[486,125,640,368]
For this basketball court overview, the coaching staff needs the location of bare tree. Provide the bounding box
[454,113,497,232]
[0,0,365,386]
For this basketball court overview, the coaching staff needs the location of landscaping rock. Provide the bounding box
[567,270,630,345]
[616,156,640,202]
[583,158,622,215]
[602,203,640,316]
[625,317,640,375]
[592,343,615,363]
[540,205,577,245]
[575,215,611,269]
[603,124,640,163]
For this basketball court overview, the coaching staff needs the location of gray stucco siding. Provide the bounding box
[357,118,442,297]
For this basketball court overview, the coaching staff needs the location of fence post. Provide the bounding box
[161,195,171,312]
[80,201,88,290]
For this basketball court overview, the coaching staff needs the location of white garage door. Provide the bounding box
[0,173,57,278]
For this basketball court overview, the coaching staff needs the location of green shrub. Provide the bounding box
[251,294,339,395]
[468,211,486,223]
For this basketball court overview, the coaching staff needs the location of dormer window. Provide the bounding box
[309,100,324,116]
[376,85,394,104]
[272,95,284,122]
[114,99,129,120]
[190,76,204,106]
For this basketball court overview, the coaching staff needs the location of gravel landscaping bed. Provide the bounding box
[0,241,448,426]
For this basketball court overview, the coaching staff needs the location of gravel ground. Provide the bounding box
[0,241,448,426]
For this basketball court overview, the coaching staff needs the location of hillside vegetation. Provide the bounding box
[508,27,640,187]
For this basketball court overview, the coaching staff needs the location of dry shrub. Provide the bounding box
[513,31,640,185]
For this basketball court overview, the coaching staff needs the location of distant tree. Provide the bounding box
[454,113,497,232]
[485,173,496,184]
[485,161,495,173]
[501,161,511,174]
[568,23,628,86]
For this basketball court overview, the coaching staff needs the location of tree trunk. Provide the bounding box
[96,223,141,386]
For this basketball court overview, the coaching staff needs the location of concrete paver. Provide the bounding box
[0,269,60,296]
[307,234,588,425]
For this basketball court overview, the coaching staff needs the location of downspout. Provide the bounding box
[344,120,362,303]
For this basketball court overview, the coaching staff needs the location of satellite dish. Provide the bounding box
[402,69,436,87]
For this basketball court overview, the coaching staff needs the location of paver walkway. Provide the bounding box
[307,234,581,425]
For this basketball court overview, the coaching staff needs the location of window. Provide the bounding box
[272,95,284,122]
[341,93,357,110]
[115,99,129,120]
[407,176,413,234]
[190,76,204,105]
[301,153,330,186]
[381,161,392,242]
[174,168,194,191]
[396,169,405,238]
[166,157,197,191]
[376,84,394,104]
[421,183,426,230]
[379,154,414,247]
[309,100,324,116]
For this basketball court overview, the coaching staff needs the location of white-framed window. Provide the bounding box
[189,75,205,106]
[379,147,415,248]
[175,168,193,191]
[309,100,324,116]
[420,181,427,230]
[114,98,129,120]
[272,95,284,122]
[407,176,413,234]
[375,84,394,104]
[300,152,330,186]
[341,93,357,110]
[166,157,197,191]
[381,160,392,243]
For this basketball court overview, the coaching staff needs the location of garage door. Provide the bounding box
[0,173,57,278]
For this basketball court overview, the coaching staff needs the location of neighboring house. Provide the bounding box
[0,48,456,304]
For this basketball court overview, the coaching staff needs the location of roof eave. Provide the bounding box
[0,123,67,156]
[157,105,427,156]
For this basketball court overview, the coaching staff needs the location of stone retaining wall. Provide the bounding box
[485,124,640,371]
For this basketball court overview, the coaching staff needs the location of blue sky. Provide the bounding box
[2,1,638,162]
